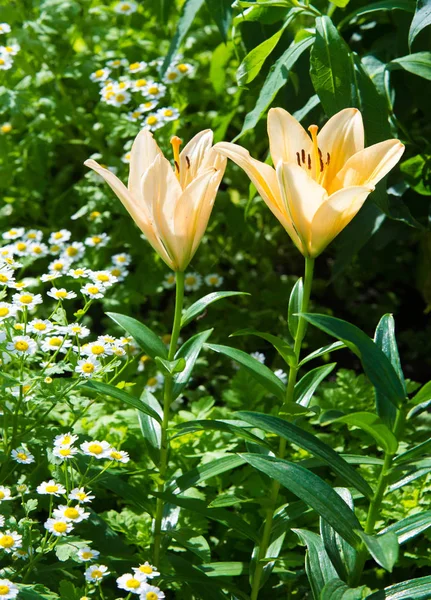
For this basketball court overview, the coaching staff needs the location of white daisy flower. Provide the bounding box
[6,336,37,356]
[68,267,90,279]
[9,280,29,290]
[53,445,78,461]
[90,68,111,83]
[62,241,85,261]
[53,504,89,523]
[89,270,118,287]
[81,340,112,357]
[2,227,23,240]
[44,518,73,537]
[0,55,13,70]
[0,44,19,56]
[49,229,71,244]
[131,78,148,93]
[140,583,165,599]
[80,440,112,459]
[137,354,150,372]
[12,549,29,560]
[0,531,22,553]
[274,368,288,384]
[204,273,224,287]
[9,383,33,400]
[69,487,94,503]
[0,579,19,599]
[78,546,100,562]
[184,272,202,291]
[61,323,90,338]
[49,243,64,255]
[28,319,53,335]
[114,1,137,14]
[13,240,30,255]
[138,100,158,113]
[48,259,72,275]
[111,252,131,266]
[142,113,164,131]
[109,448,130,463]
[11,291,41,310]
[157,107,179,122]
[144,81,166,100]
[0,302,17,320]
[0,486,11,502]
[84,233,110,247]
[36,480,66,496]
[109,266,129,281]
[163,68,181,84]
[54,432,78,447]
[0,23,12,34]
[40,272,61,282]
[127,108,144,122]
[128,61,147,74]
[0,267,15,287]
[116,573,146,594]
[85,564,110,582]
[11,447,35,464]
[47,287,77,301]
[162,273,176,289]
[41,336,72,353]
[28,243,47,258]
[250,351,265,364]
[146,373,164,393]
[109,90,132,107]
[106,58,128,68]
[122,151,131,163]
[111,344,126,357]
[75,356,101,378]
[24,229,43,241]
[175,62,195,77]
[133,562,160,579]
[81,283,106,299]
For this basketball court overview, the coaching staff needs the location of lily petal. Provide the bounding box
[179,129,214,189]
[128,130,162,198]
[267,107,312,168]
[84,159,137,213]
[329,139,405,194]
[310,185,373,257]
[317,108,364,190]
[276,161,327,255]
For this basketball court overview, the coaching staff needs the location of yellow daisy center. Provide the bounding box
[111,268,121,277]
[147,86,159,95]
[19,294,33,304]
[147,377,157,387]
[96,274,109,282]
[53,522,68,533]
[0,275,9,283]
[126,579,141,589]
[92,569,103,579]
[66,246,78,256]
[147,116,158,126]
[81,551,93,559]
[135,79,147,87]
[164,109,173,117]
[34,323,47,330]
[17,452,28,460]
[0,585,10,595]
[59,448,71,457]
[55,290,68,298]
[45,484,59,493]
[92,236,101,244]
[88,443,103,454]
[82,363,95,373]
[0,535,14,548]
[64,507,79,519]
[0,307,9,316]
[95,69,104,77]
[49,338,62,347]
[90,345,105,355]
[0,491,5,499]
[87,286,100,295]
[177,63,189,73]
[139,565,153,574]
[16,242,27,251]
[110,451,123,460]
[76,492,87,500]
[146,592,158,600]
[15,340,29,351]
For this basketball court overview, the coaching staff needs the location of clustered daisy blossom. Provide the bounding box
[0,23,19,72]
[116,562,164,598]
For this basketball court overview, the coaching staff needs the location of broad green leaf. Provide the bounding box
[171,454,246,493]
[394,438,431,464]
[234,34,314,140]
[210,42,234,95]
[138,389,162,465]
[205,0,232,42]
[107,312,168,359]
[173,419,272,449]
[181,292,248,328]
[230,329,296,366]
[400,154,431,196]
[294,363,336,407]
[173,329,213,399]
[288,277,303,339]
[380,511,431,545]
[206,343,286,401]
[237,412,373,499]
[160,0,205,76]
[169,530,211,562]
[293,529,338,599]
[301,454,384,469]
[410,380,431,405]
[339,0,415,30]
[301,314,406,408]
[167,554,232,599]
[236,23,286,86]
[99,472,154,515]
[374,314,405,428]
[240,454,362,547]
[81,380,162,423]
[409,0,431,48]
[200,562,248,576]
[328,412,398,454]
[390,52,431,81]
[320,488,357,583]
[17,586,59,600]
[357,531,399,572]
[365,575,431,599]
[321,579,368,600]
[155,356,186,375]
[299,341,345,367]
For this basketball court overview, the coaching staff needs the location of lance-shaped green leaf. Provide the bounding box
[181,292,249,328]
[155,356,186,375]
[294,363,336,407]
[237,412,373,499]
[380,511,431,544]
[240,454,362,547]
[409,0,431,49]
[301,314,406,408]
[339,0,415,30]
[320,488,357,582]
[327,412,398,454]
[138,389,162,466]
[374,314,405,428]
[357,531,399,572]
[288,277,303,339]
[293,529,338,599]
[170,454,246,494]
[394,438,431,464]
[236,26,285,87]
[321,579,368,600]
[365,575,431,599]
[205,0,232,42]
[389,52,431,81]
[107,312,168,359]
[206,343,286,401]
[299,341,345,367]
[173,419,272,449]
[230,329,296,366]
[172,329,213,399]
[81,380,162,423]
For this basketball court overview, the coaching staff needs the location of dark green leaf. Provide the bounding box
[173,419,272,449]
[294,363,336,407]
[138,389,162,465]
[293,529,337,599]
[288,277,303,339]
[107,312,168,359]
[365,575,431,599]
[410,380,431,405]
[301,314,406,408]
[394,438,431,464]
[321,579,368,600]
[205,0,232,42]
[409,0,431,48]
[155,356,186,375]
[357,531,399,572]
[181,292,248,328]
[237,412,373,499]
[173,329,213,400]
[171,454,246,493]
[206,343,286,401]
[328,412,398,454]
[380,511,431,544]
[230,329,296,366]
[81,380,162,424]
[299,341,345,367]
[169,530,211,562]
[339,0,415,30]
[200,562,248,576]
[240,454,362,547]
[390,52,431,81]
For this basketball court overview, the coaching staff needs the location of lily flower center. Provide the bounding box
[295,124,331,186]
[171,135,182,178]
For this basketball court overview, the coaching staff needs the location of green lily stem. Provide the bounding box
[153,270,185,567]
[250,257,315,600]
[350,409,405,587]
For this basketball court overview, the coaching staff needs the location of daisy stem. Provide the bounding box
[153,270,185,567]
[250,256,314,600]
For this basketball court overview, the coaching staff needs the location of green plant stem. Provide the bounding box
[153,270,185,567]
[350,409,405,587]
[250,257,314,600]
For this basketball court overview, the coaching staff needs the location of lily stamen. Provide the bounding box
[308,124,320,180]
[170,136,182,178]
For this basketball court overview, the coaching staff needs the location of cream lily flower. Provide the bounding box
[214,108,405,258]
[84,130,226,271]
